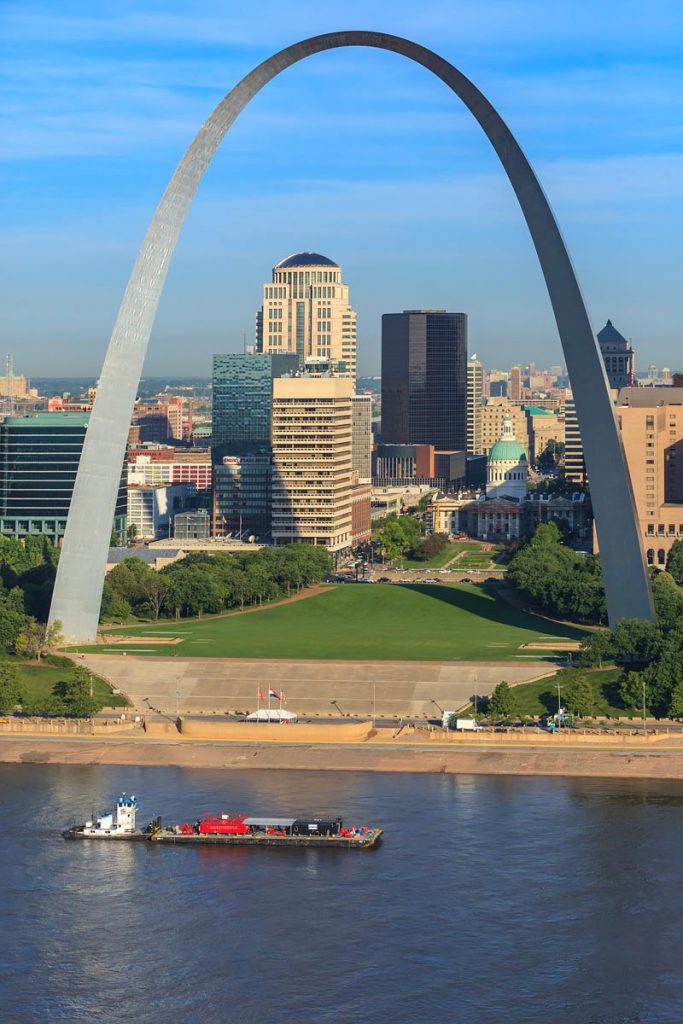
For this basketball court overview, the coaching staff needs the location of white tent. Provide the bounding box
[245,709,298,723]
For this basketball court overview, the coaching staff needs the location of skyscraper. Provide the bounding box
[508,365,523,402]
[271,376,353,551]
[211,352,299,459]
[381,310,467,450]
[256,252,357,378]
[597,320,635,389]
[467,355,484,454]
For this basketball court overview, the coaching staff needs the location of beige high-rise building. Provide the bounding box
[480,398,529,458]
[467,356,484,454]
[256,252,357,378]
[271,376,353,551]
[612,387,683,567]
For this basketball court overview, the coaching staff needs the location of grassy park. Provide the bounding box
[1,657,127,709]
[72,583,585,661]
[395,542,469,569]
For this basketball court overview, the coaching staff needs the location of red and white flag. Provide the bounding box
[258,688,265,703]
[280,690,287,704]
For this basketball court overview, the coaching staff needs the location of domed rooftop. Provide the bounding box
[275,252,338,269]
[489,416,527,463]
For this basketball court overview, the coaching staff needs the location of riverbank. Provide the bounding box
[4,732,683,780]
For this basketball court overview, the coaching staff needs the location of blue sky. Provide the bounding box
[3,0,683,376]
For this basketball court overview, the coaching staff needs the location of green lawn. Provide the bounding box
[69,584,585,662]
[5,659,128,709]
[396,542,466,569]
[465,667,626,718]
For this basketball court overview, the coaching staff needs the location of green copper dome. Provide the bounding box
[488,416,527,463]
[488,439,527,462]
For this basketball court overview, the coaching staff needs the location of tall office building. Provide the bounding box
[271,377,353,551]
[211,352,299,459]
[0,413,126,543]
[564,394,586,485]
[381,310,467,450]
[467,355,484,454]
[597,320,635,389]
[508,366,523,402]
[351,394,373,481]
[256,252,357,378]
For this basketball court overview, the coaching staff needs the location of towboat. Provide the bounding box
[63,795,382,849]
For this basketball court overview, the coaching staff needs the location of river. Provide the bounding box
[1,764,683,1023]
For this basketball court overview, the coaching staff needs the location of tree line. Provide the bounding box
[102,544,333,622]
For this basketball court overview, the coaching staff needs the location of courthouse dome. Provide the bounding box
[275,252,338,269]
[489,417,527,464]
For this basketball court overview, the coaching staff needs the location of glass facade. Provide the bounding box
[381,310,468,451]
[0,413,127,543]
[211,353,300,460]
[213,452,272,537]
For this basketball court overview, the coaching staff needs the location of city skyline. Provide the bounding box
[3,0,683,375]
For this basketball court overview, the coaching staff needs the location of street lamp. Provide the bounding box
[556,683,562,728]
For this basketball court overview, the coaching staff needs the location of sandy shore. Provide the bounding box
[3,734,683,780]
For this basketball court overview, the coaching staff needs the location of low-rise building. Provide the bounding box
[127,482,195,540]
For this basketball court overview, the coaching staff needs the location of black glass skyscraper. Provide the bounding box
[381,310,467,450]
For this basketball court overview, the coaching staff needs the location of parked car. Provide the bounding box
[377,576,392,583]
[460,577,472,583]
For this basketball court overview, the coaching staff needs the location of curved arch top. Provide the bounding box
[49,30,653,641]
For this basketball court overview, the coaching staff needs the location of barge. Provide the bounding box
[63,794,382,850]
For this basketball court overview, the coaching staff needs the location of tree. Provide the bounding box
[373,517,409,562]
[580,630,615,669]
[15,620,63,662]
[411,534,448,562]
[666,539,683,582]
[563,676,594,717]
[56,667,102,718]
[141,573,169,620]
[127,523,138,544]
[537,440,565,474]
[487,681,517,720]
[668,680,683,719]
[0,588,30,650]
[652,571,683,631]
[0,662,21,714]
[613,619,663,666]
[618,671,646,712]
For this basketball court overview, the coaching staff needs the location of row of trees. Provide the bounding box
[101,544,333,622]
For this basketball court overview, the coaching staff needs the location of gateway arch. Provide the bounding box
[49,30,654,642]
